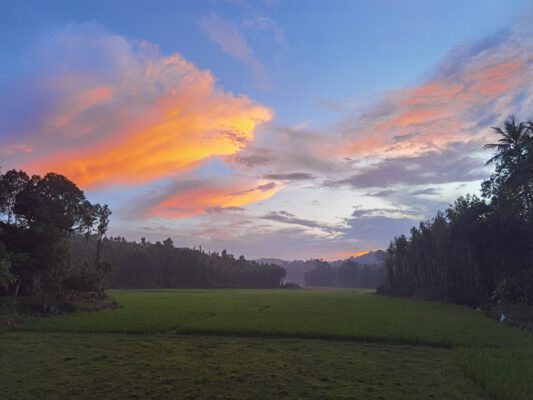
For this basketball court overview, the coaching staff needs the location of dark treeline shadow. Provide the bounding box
[70,235,286,290]
[380,116,533,309]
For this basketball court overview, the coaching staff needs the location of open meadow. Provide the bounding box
[2,289,532,400]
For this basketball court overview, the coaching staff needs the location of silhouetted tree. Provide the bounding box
[380,116,533,306]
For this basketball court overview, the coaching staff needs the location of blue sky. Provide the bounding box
[1,0,532,259]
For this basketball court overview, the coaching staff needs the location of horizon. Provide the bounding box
[1,0,533,260]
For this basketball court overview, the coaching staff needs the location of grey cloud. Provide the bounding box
[261,211,340,234]
[205,206,246,214]
[365,189,399,197]
[228,147,276,168]
[350,207,421,219]
[263,172,316,181]
[391,131,419,143]
[230,182,276,196]
[411,188,441,196]
[328,142,488,189]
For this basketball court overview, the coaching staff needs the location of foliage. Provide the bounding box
[0,169,113,303]
[381,116,533,306]
[69,235,286,289]
[0,242,14,289]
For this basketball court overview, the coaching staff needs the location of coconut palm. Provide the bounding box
[484,115,530,167]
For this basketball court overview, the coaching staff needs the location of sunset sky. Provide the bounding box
[1,0,532,260]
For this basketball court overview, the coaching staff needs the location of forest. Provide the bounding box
[71,235,286,289]
[0,170,285,310]
[380,117,533,307]
[0,170,112,308]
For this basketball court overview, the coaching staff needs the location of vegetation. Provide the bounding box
[0,170,113,307]
[0,332,483,400]
[15,289,532,348]
[381,116,533,307]
[0,168,285,314]
[4,288,533,400]
[70,235,286,289]
[304,257,386,288]
[456,346,533,400]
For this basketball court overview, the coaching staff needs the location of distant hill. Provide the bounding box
[330,250,387,268]
[255,250,386,286]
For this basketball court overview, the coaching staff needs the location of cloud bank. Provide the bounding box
[1,23,272,190]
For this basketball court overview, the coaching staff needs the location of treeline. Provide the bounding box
[71,235,286,289]
[304,257,386,288]
[0,170,112,306]
[380,117,533,306]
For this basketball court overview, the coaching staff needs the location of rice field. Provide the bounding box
[15,289,533,348]
[2,289,533,400]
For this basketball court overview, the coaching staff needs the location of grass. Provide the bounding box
[14,289,533,348]
[0,332,484,400]
[3,288,533,399]
[456,346,533,400]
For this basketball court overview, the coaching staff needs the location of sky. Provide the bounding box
[1,0,533,260]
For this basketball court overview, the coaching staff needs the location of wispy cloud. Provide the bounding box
[261,210,340,234]
[262,172,316,181]
[200,12,271,89]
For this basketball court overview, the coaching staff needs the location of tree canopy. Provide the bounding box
[0,170,112,303]
[380,116,533,306]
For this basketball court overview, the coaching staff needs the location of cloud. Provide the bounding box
[410,187,441,196]
[131,177,280,219]
[329,141,488,189]
[329,23,533,162]
[0,23,272,190]
[262,172,316,181]
[205,206,246,214]
[242,13,288,48]
[261,210,340,234]
[200,12,270,88]
[224,23,532,194]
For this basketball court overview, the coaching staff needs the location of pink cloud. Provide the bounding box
[331,26,533,160]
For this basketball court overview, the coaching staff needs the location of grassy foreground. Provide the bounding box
[1,332,483,400]
[2,289,533,399]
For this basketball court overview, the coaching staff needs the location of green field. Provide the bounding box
[2,289,532,399]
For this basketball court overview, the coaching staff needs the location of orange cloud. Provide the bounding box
[21,36,272,188]
[150,180,280,218]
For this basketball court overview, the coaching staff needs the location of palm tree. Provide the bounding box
[484,115,530,167]
[484,116,533,219]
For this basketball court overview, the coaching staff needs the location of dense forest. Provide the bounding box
[380,117,533,307]
[0,170,112,308]
[71,235,286,289]
[304,255,386,288]
[0,170,286,310]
